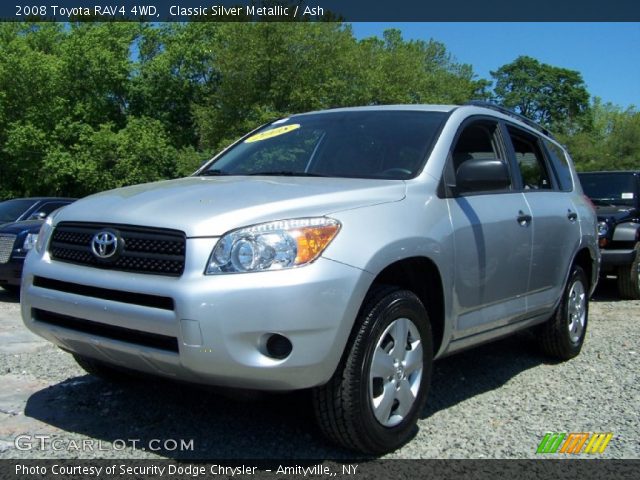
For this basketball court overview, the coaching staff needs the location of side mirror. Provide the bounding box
[456,159,511,192]
[28,211,48,221]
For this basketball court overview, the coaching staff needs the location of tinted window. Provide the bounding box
[0,199,36,223]
[200,111,447,180]
[452,122,499,164]
[507,127,552,190]
[451,120,511,192]
[579,173,637,206]
[36,202,71,217]
[544,141,573,191]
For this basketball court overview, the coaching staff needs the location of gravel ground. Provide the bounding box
[0,278,638,460]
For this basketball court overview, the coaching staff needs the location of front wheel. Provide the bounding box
[538,265,589,360]
[312,286,433,454]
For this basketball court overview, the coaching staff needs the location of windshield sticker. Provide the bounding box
[244,124,300,143]
[621,193,634,199]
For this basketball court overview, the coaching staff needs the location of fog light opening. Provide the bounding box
[265,333,293,360]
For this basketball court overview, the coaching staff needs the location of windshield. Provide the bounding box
[579,174,637,206]
[198,111,447,180]
[0,199,35,223]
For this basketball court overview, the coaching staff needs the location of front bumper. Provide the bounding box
[0,255,25,287]
[21,238,373,390]
[600,248,637,268]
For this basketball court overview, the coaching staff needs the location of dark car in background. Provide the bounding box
[0,198,76,293]
[578,171,640,299]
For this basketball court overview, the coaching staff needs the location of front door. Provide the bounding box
[446,119,533,338]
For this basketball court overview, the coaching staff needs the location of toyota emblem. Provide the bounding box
[91,230,119,259]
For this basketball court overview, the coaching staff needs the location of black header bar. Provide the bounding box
[2,0,640,22]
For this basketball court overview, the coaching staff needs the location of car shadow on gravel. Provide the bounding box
[24,375,349,459]
[425,332,543,417]
[23,333,545,459]
[591,276,624,302]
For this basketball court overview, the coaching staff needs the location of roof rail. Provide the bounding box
[464,101,555,139]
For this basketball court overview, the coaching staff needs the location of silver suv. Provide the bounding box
[21,103,599,454]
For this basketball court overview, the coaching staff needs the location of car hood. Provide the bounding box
[0,220,43,234]
[594,205,637,223]
[55,176,406,237]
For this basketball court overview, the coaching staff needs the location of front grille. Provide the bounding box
[0,235,17,264]
[33,276,174,310]
[33,308,179,353]
[49,222,186,276]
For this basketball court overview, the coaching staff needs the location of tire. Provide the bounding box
[538,265,589,360]
[617,243,640,300]
[312,286,433,454]
[73,354,130,382]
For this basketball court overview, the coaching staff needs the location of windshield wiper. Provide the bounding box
[247,171,327,177]
[199,169,231,176]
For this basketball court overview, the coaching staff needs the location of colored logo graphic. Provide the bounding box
[536,432,613,454]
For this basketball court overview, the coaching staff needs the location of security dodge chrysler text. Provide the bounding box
[21,103,599,454]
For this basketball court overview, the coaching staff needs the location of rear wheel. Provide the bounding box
[538,265,589,360]
[312,286,433,454]
[617,243,640,300]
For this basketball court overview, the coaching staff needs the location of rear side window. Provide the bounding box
[579,173,636,206]
[544,141,573,191]
[506,127,552,190]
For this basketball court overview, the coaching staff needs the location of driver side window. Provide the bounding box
[451,120,511,193]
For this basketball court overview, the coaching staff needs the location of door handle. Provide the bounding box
[517,211,532,226]
[567,211,578,222]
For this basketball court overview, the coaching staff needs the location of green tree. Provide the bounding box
[358,29,489,106]
[491,56,590,133]
[0,22,490,199]
[192,22,366,150]
[128,23,221,148]
[193,25,487,151]
[0,23,67,197]
[561,98,640,171]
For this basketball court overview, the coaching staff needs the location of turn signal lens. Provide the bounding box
[292,224,340,265]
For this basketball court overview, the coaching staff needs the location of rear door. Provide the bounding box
[503,125,580,316]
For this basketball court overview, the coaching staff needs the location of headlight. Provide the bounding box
[597,221,608,238]
[206,217,341,274]
[35,215,55,253]
[23,233,38,251]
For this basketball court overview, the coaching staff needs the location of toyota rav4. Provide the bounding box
[21,103,599,454]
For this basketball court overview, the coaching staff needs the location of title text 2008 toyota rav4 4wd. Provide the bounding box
[22,103,599,454]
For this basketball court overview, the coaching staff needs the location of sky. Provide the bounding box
[350,23,640,109]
